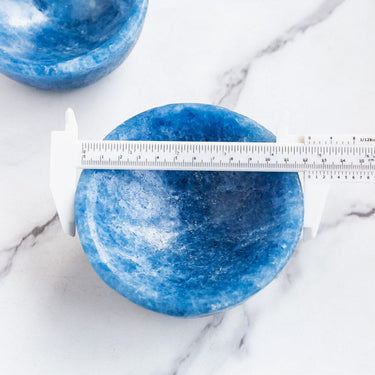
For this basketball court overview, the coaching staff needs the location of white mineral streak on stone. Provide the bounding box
[85,172,180,282]
[85,181,116,273]
[126,225,179,251]
[1,0,374,373]
[1,1,47,28]
[117,174,180,250]
[0,39,34,58]
[0,1,47,58]
[57,56,94,72]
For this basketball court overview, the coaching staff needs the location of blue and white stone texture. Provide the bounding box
[75,104,304,317]
[0,0,148,90]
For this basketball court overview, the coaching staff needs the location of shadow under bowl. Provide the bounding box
[0,0,148,90]
[75,104,304,317]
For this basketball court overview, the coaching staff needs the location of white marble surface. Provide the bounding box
[1,0,375,373]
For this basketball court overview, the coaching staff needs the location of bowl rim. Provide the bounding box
[74,103,305,317]
[0,0,148,79]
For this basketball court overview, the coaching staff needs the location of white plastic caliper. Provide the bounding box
[50,109,375,239]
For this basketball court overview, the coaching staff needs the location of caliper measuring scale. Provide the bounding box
[50,109,375,239]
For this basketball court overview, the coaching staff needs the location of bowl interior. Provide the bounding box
[75,104,304,317]
[0,0,136,63]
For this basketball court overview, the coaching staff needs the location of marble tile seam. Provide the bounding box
[0,212,57,280]
[214,0,347,108]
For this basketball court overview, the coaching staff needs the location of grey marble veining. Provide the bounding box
[214,0,346,108]
[0,0,374,373]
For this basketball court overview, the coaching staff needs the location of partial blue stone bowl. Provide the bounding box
[0,0,148,90]
[75,104,304,317]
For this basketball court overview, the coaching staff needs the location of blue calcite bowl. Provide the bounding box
[0,0,148,90]
[75,104,304,317]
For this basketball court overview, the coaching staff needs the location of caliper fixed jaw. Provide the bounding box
[51,109,329,240]
[50,108,79,236]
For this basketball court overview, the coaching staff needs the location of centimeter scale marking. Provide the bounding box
[50,109,375,237]
[78,140,375,182]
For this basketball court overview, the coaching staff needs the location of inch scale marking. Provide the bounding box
[79,140,375,182]
[50,109,375,239]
